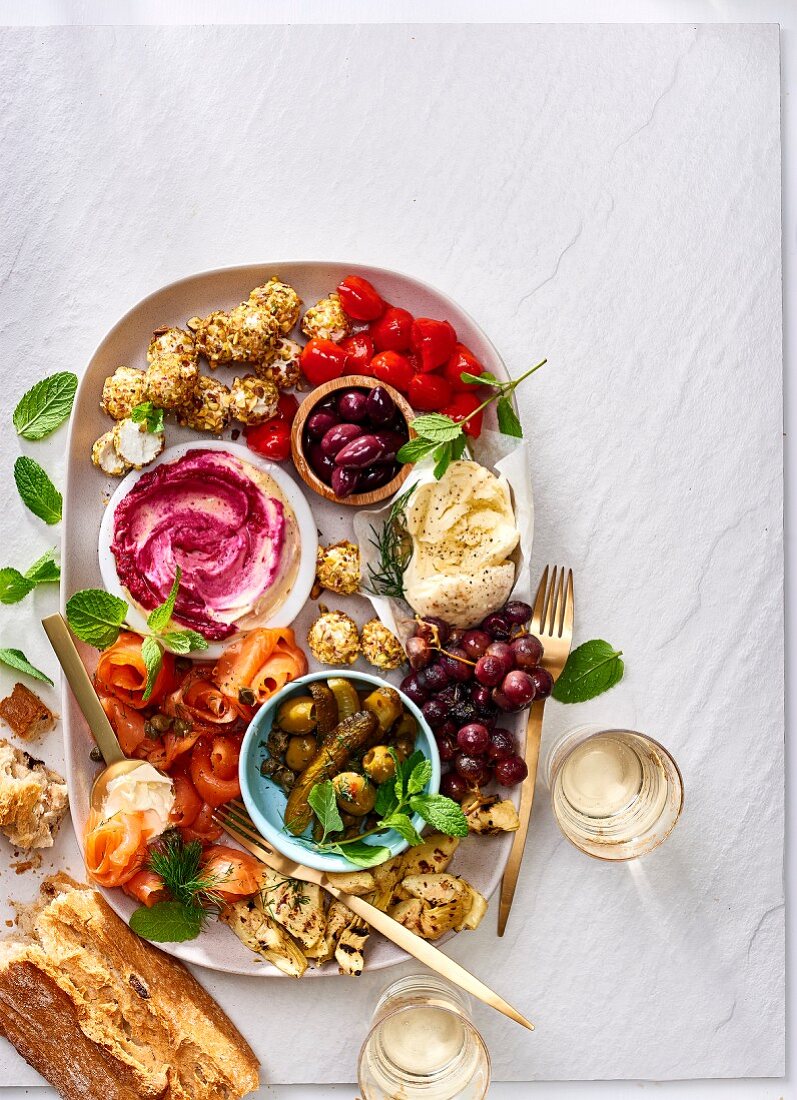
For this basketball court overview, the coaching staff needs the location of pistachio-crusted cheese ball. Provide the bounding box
[248,277,302,335]
[100,366,148,421]
[229,375,280,425]
[91,429,130,476]
[177,374,232,433]
[301,292,351,343]
[315,540,361,596]
[188,304,279,368]
[307,610,360,666]
[112,418,165,470]
[146,326,199,410]
[361,619,405,671]
[255,337,302,390]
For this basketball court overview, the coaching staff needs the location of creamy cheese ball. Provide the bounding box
[301,291,351,343]
[307,609,360,665]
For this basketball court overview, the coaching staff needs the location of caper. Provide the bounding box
[238,687,256,706]
[89,746,103,763]
[260,757,280,777]
[149,713,173,732]
[395,736,415,762]
[175,656,192,673]
[267,727,290,757]
[143,720,158,739]
[172,718,193,736]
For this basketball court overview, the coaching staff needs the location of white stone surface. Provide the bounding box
[0,17,783,1091]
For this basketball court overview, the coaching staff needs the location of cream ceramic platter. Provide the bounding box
[62,261,531,976]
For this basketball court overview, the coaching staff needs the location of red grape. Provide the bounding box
[420,663,450,691]
[462,629,492,660]
[481,612,511,639]
[400,673,427,706]
[422,698,448,729]
[504,600,532,624]
[436,733,457,762]
[495,754,529,786]
[492,686,522,712]
[436,720,458,741]
[441,772,470,801]
[415,617,450,645]
[456,723,490,755]
[511,634,544,669]
[485,641,514,676]
[470,683,496,716]
[447,628,466,646]
[487,728,516,761]
[529,667,554,699]
[501,670,536,707]
[475,654,505,687]
[438,647,473,682]
[454,752,488,785]
[406,636,432,671]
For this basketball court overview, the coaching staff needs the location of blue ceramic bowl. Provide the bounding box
[238,670,441,872]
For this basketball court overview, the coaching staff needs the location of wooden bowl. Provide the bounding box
[291,375,415,506]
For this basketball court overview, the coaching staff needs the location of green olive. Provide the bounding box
[276,695,317,734]
[285,735,318,773]
[362,745,396,784]
[333,772,377,817]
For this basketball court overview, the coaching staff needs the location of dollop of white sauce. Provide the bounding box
[102,763,175,831]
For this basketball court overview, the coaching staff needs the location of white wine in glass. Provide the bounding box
[546,726,683,860]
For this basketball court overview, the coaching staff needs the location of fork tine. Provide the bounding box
[214,804,264,845]
[530,566,549,634]
[212,815,265,862]
[543,566,558,634]
[553,567,566,636]
[563,569,574,638]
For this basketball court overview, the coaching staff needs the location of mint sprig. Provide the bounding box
[397,358,546,479]
[305,747,466,865]
[13,372,77,440]
[131,401,165,434]
[14,456,62,524]
[0,549,60,605]
[551,640,625,704]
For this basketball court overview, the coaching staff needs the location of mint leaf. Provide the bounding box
[160,629,208,654]
[552,640,624,704]
[129,900,203,943]
[0,647,53,685]
[14,457,62,524]
[450,434,468,461]
[131,401,165,434]
[381,812,423,846]
[13,372,77,440]
[407,758,432,795]
[409,414,463,443]
[327,840,391,869]
[433,441,453,480]
[66,588,128,648]
[0,568,35,605]
[409,794,469,837]
[308,780,343,842]
[396,437,439,465]
[497,396,523,438]
[147,568,181,634]
[140,636,163,702]
[374,778,399,819]
[25,548,60,584]
[459,371,493,387]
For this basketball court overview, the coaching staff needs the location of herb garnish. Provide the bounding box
[65,568,208,696]
[13,456,62,524]
[0,548,61,606]
[0,647,54,685]
[552,639,625,704]
[364,486,414,599]
[13,372,77,440]
[397,359,546,480]
[306,750,468,868]
[129,831,226,943]
[131,401,166,434]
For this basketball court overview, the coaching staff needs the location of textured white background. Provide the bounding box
[0,4,789,1099]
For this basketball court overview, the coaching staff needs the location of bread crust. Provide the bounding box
[0,877,259,1099]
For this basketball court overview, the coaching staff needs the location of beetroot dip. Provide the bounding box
[111,448,299,640]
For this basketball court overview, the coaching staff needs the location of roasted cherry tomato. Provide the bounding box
[443,392,484,438]
[408,373,452,411]
[443,343,484,392]
[411,317,457,372]
[245,418,292,461]
[337,275,385,321]
[274,392,300,423]
[300,337,348,386]
[371,350,414,393]
[370,306,414,352]
[340,332,376,374]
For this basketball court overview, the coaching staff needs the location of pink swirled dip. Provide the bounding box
[111,448,299,640]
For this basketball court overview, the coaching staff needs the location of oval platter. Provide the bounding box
[62,261,533,976]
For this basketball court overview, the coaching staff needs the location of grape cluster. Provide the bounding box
[400,603,552,801]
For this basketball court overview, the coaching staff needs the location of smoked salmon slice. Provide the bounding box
[84,807,162,888]
[214,627,307,704]
[95,631,176,710]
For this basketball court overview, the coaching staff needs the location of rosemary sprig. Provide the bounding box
[364,486,415,599]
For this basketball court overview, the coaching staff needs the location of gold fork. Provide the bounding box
[213,800,533,1030]
[497,566,574,936]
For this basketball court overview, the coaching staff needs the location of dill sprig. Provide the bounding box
[364,486,415,599]
[147,830,226,916]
